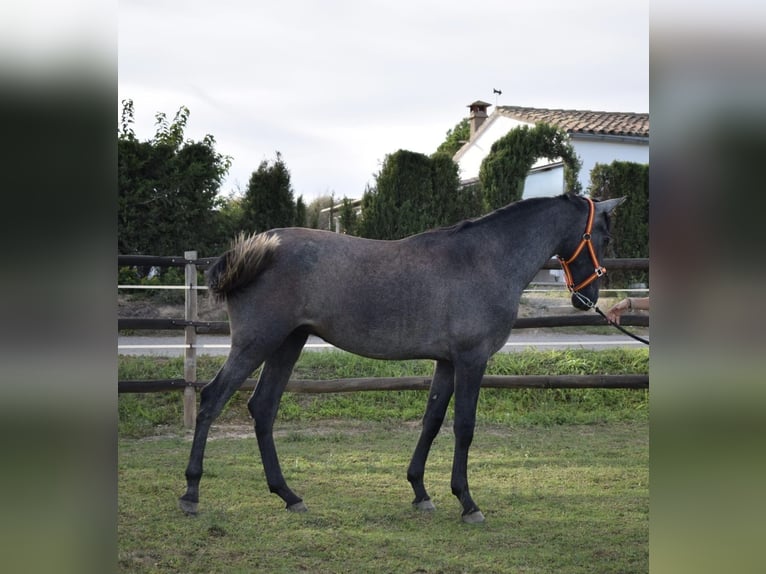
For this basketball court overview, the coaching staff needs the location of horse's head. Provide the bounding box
[558,196,626,311]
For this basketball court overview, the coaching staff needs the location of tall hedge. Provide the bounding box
[359,150,432,239]
[429,151,483,225]
[589,161,649,287]
[359,150,481,239]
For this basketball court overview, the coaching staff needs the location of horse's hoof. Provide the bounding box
[287,501,308,513]
[179,497,198,516]
[413,499,436,512]
[462,510,485,524]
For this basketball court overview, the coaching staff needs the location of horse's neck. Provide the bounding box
[486,203,569,283]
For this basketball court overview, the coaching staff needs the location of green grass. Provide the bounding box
[118,349,648,572]
[119,349,649,436]
[118,420,648,573]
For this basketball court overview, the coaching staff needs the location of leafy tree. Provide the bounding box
[479,123,582,210]
[435,117,470,156]
[589,161,649,287]
[118,99,231,258]
[240,151,296,233]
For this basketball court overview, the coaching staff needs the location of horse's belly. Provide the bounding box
[305,310,450,361]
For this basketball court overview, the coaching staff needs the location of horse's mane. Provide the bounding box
[431,193,573,237]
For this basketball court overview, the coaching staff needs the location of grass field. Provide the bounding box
[119,421,647,573]
[118,349,648,573]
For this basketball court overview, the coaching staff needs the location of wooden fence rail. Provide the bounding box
[118,254,649,428]
[118,374,648,394]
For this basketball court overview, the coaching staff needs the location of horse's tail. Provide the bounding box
[206,232,281,301]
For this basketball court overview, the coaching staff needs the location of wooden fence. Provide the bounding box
[118,253,649,428]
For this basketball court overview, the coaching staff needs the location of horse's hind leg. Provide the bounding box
[179,346,267,515]
[248,330,308,512]
[407,360,455,511]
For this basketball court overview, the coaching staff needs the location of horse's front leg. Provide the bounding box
[407,360,454,511]
[451,356,488,523]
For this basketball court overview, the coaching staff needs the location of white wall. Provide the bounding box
[523,167,565,198]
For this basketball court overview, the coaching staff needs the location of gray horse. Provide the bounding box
[180,193,624,523]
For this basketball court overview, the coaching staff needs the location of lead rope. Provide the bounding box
[572,291,650,346]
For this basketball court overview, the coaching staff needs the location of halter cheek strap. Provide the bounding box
[556,197,606,295]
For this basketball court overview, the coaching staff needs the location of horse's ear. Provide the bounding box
[595,196,626,214]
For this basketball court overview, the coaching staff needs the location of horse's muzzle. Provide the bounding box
[571,291,596,311]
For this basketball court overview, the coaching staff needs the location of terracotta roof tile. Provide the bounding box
[496,106,649,137]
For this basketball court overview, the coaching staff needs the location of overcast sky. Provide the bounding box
[118,0,648,203]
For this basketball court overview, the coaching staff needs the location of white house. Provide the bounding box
[453,101,649,198]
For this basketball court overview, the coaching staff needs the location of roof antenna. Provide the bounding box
[493,88,502,106]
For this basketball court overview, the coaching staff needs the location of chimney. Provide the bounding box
[467,100,491,139]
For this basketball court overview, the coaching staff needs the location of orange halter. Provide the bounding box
[556,197,606,294]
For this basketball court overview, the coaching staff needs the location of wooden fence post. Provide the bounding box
[183,251,198,429]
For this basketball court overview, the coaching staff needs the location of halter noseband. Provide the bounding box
[556,196,606,303]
